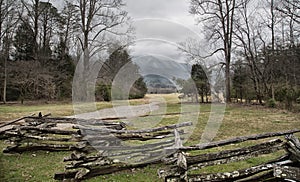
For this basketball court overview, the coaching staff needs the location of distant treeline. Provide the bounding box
[0,0,147,103]
[179,43,300,110]
[177,0,300,110]
[232,43,300,109]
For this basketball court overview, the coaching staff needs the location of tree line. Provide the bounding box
[0,0,145,104]
[0,0,299,108]
[182,0,300,110]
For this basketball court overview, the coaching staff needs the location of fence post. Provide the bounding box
[177,151,187,182]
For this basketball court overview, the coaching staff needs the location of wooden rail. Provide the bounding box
[1,115,299,181]
[159,133,300,182]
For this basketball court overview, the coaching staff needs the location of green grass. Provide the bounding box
[0,141,70,182]
[0,94,300,181]
[189,151,285,174]
[88,165,162,182]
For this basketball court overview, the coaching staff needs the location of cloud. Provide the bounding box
[130,40,183,61]
[125,0,193,24]
[128,18,203,63]
[124,0,203,63]
[133,19,199,42]
[53,0,203,63]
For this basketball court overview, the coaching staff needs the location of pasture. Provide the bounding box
[0,94,299,181]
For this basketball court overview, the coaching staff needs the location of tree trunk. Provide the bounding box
[270,0,275,101]
[225,0,235,103]
[33,0,39,60]
[3,55,7,104]
[271,83,275,100]
[225,61,231,103]
[81,29,90,100]
[3,31,10,104]
[0,3,3,104]
[241,91,243,103]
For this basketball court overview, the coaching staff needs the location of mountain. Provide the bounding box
[143,74,176,88]
[132,55,192,82]
[142,74,177,94]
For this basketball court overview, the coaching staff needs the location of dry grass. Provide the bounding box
[0,97,151,122]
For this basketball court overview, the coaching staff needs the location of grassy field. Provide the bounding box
[0,97,150,122]
[0,94,299,181]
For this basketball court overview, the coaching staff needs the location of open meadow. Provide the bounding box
[0,94,300,181]
[1,0,299,181]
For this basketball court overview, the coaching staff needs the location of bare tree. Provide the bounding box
[0,0,19,103]
[20,0,41,60]
[73,0,129,100]
[234,0,266,104]
[60,1,80,55]
[258,0,284,100]
[277,0,300,88]
[9,60,56,103]
[276,0,300,24]
[76,0,128,70]
[269,0,276,100]
[190,0,239,102]
[38,2,60,58]
[21,0,62,61]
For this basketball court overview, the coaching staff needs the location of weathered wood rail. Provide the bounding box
[159,132,300,182]
[54,123,193,180]
[0,114,131,153]
[0,115,192,153]
[1,115,300,181]
[0,114,192,180]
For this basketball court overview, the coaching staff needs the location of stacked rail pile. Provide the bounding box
[54,122,193,180]
[0,115,126,153]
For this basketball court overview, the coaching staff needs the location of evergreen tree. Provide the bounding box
[97,47,147,100]
[52,38,75,98]
[232,61,248,102]
[14,20,36,61]
[191,64,210,103]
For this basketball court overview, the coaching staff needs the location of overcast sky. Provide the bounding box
[125,0,194,25]
[124,0,202,62]
[52,0,202,62]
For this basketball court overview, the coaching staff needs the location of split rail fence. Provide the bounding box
[0,114,299,181]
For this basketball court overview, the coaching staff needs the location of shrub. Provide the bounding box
[296,97,300,104]
[275,88,286,102]
[95,83,111,101]
[267,98,276,108]
[95,78,147,101]
[128,78,147,99]
[285,88,295,110]
[111,86,126,100]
